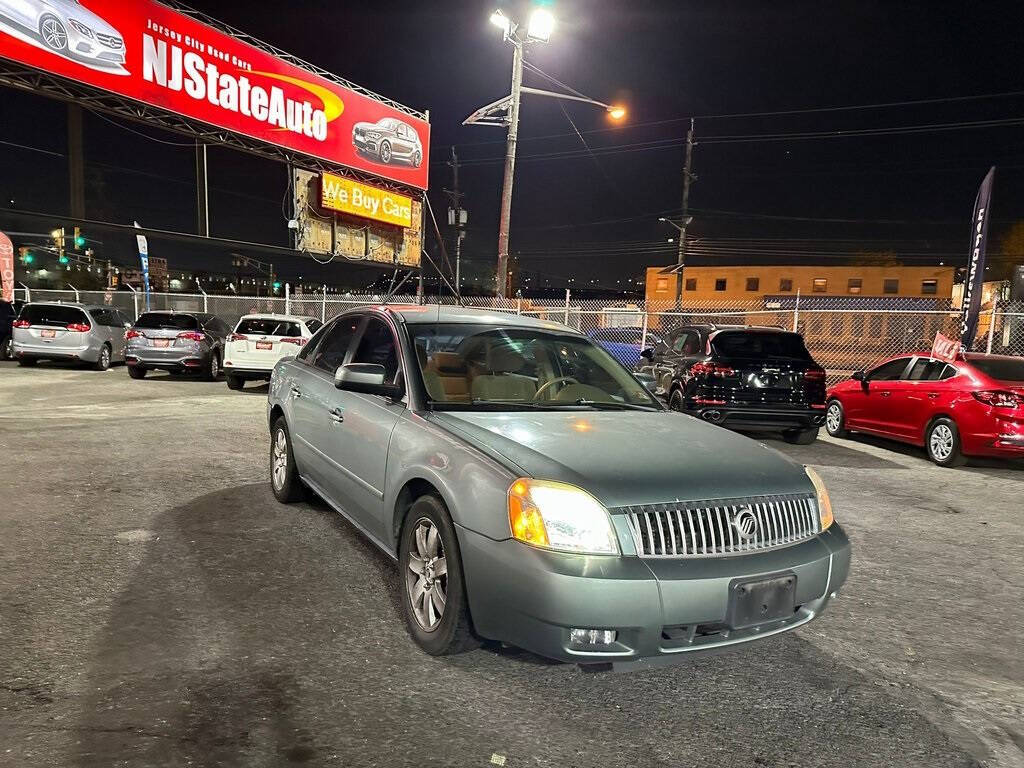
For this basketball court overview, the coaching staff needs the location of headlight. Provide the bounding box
[68,19,95,38]
[804,466,834,531]
[368,131,381,138]
[508,478,619,555]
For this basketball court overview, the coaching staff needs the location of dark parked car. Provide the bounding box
[588,326,664,368]
[1,299,25,360]
[124,311,230,380]
[638,324,827,443]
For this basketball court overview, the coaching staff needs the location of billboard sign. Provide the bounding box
[0,0,430,189]
[321,172,413,228]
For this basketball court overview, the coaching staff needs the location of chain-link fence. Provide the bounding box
[12,287,1023,385]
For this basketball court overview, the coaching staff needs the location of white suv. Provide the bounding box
[223,314,322,390]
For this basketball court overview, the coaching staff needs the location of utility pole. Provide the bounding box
[195,143,210,237]
[674,117,696,308]
[445,147,465,295]
[496,38,524,299]
[67,104,85,220]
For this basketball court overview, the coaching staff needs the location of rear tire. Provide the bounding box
[926,417,967,467]
[398,495,478,656]
[1,337,12,360]
[668,388,686,412]
[128,365,146,379]
[93,344,111,372]
[783,427,819,445]
[825,399,848,438]
[270,417,304,503]
[18,357,37,367]
[226,374,244,390]
[203,351,221,382]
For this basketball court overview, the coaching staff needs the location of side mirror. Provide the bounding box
[335,362,403,399]
[852,370,866,383]
[639,348,654,361]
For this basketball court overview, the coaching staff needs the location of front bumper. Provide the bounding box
[353,135,378,154]
[688,405,826,431]
[458,522,850,667]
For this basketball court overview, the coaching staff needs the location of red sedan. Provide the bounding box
[825,353,1024,467]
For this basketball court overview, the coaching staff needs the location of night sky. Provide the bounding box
[2,0,1024,292]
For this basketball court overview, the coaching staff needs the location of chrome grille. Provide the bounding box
[622,495,818,558]
[97,34,123,49]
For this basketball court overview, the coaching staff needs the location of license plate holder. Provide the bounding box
[154,338,170,347]
[256,341,273,350]
[727,574,796,629]
[41,329,56,338]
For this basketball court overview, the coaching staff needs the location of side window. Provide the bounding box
[868,358,911,381]
[940,364,958,380]
[909,359,953,381]
[311,316,361,373]
[89,309,108,326]
[672,331,699,355]
[351,318,400,384]
[305,319,322,335]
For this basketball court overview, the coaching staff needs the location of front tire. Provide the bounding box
[270,418,304,502]
[783,427,819,445]
[926,417,967,467]
[93,344,111,372]
[412,150,422,167]
[379,141,392,164]
[39,15,68,52]
[825,400,848,438]
[127,365,146,379]
[399,495,478,656]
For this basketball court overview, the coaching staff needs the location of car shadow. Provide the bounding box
[750,431,907,470]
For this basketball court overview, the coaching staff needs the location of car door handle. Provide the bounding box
[290,386,302,398]
[880,391,891,397]
[329,408,344,423]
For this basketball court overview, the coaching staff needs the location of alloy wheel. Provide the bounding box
[210,355,219,378]
[380,142,392,163]
[272,428,288,491]
[99,347,110,369]
[826,402,842,433]
[929,423,954,461]
[406,517,447,631]
[41,18,68,50]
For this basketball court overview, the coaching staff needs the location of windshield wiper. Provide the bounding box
[429,399,556,411]
[551,399,659,411]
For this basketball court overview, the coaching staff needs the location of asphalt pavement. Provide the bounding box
[1,361,1022,767]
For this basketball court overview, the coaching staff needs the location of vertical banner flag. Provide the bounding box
[0,231,14,303]
[959,166,996,350]
[134,223,151,311]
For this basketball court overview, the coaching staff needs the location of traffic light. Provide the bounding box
[73,227,86,248]
[59,254,69,265]
[272,280,282,292]
[20,249,34,265]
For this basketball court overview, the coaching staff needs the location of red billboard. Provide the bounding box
[0,1,430,190]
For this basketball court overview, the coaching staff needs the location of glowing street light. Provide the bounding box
[526,8,555,42]
[608,105,627,121]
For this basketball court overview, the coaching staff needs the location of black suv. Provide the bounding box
[638,324,827,443]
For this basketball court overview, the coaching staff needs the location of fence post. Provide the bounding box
[285,283,291,315]
[17,281,30,302]
[66,283,79,302]
[563,289,571,325]
[987,303,997,353]
[640,309,649,351]
[516,297,522,315]
[321,285,327,323]
[792,288,801,332]
[196,280,208,312]
[125,283,138,319]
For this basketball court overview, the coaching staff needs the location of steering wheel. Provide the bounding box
[534,376,579,401]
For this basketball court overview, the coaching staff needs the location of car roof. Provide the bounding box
[368,304,573,332]
[238,313,316,322]
[24,301,103,311]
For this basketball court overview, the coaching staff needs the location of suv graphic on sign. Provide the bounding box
[0,0,125,67]
[352,118,423,168]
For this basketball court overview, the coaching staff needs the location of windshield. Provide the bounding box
[410,323,659,410]
[970,356,1024,382]
[134,313,199,330]
[711,330,811,360]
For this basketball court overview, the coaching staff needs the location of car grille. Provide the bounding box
[621,494,819,558]
[97,34,123,49]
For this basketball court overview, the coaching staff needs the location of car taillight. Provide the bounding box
[13,319,30,328]
[804,368,826,380]
[229,333,248,342]
[973,390,1024,408]
[66,323,91,332]
[176,331,205,342]
[124,329,144,340]
[690,362,735,378]
[281,337,307,346]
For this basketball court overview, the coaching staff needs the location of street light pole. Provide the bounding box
[496,39,524,299]
[674,118,695,308]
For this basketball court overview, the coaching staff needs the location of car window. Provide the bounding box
[868,357,911,381]
[907,358,948,381]
[236,318,301,337]
[134,313,198,330]
[711,331,810,360]
[969,357,1024,382]
[304,319,322,335]
[311,315,361,373]
[672,331,700,354]
[19,305,87,326]
[351,318,401,385]
[88,309,109,326]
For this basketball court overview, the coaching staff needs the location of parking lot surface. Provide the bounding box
[1,362,1022,768]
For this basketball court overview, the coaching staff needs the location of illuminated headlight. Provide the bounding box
[508,478,619,555]
[68,19,95,38]
[804,467,834,531]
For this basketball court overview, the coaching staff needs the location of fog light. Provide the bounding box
[570,628,617,647]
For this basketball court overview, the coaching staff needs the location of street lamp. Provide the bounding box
[467,7,625,297]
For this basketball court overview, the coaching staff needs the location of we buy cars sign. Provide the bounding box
[0,0,430,190]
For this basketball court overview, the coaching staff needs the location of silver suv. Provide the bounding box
[12,302,130,370]
[125,311,230,380]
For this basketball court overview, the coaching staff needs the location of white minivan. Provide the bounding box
[223,314,322,390]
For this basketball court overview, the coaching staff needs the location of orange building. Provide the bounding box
[646,264,955,305]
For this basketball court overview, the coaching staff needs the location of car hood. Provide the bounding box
[63,4,122,37]
[427,410,813,509]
